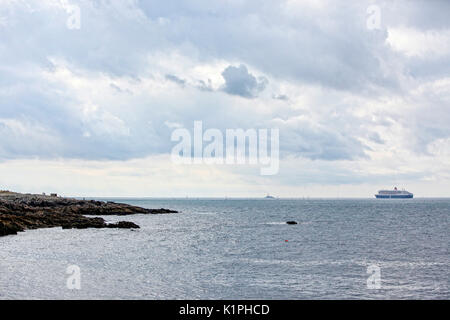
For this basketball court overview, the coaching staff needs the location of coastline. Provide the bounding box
[0,191,177,237]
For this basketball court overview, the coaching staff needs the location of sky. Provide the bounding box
[0,0,449,197]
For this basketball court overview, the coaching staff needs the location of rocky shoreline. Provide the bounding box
[0,191,177,237]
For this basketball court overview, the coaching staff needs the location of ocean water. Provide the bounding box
[0,198,448,300]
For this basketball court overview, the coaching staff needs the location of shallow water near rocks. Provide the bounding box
[0,198,449,299]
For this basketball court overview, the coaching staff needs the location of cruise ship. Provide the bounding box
[375,187,413,199]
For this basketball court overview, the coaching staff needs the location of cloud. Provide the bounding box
[387,27,450,58]
[195,79,214,92]
[273,116,369,161]
[221,64,268,98]
[368,132,385,144]
[165,74,186,87]
[272,94,289,101]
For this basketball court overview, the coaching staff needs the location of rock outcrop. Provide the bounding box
[0,191,177,237]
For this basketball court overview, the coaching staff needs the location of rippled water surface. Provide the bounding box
[1,198,449,299]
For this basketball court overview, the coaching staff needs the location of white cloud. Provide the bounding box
[81,104,130,137]
[387,27,450,58]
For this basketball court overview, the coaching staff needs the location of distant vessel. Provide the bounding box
[264,194,276,199]
[375,187,413,199]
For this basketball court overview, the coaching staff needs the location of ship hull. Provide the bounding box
[375,194,413,199]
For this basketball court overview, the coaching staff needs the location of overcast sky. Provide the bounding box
[0,0,449,197]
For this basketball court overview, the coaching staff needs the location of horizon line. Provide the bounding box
[69,196,450,200]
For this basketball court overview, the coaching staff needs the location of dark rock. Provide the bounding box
[107,221,140,229]
[0,191,176,237]
[148,208,178,214]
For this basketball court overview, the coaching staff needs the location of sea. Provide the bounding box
[0,198,448,299]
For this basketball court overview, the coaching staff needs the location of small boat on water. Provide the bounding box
[375,187,413,199]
